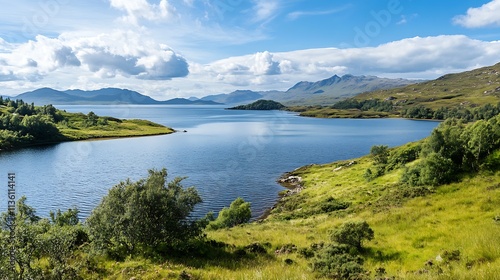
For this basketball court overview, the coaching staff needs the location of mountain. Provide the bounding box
[201,90,265,104]
[199,75,420,105]
[65,88,158,104]
[15,88,78,104]
[278,74,420,105]
[13,88,220,105]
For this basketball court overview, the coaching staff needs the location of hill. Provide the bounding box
[354,62,500,109]
[227,99,286,110]
[292,62,500,119]
[13,88,220,105]
[200,75,419,105]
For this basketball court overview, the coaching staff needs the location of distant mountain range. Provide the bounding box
[7,88,220,105]
[4,74,421,106]
[196,74,421,105]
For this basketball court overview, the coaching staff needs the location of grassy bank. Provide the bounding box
[95,140,499,279]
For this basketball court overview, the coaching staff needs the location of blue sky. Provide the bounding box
[1,0,500,99]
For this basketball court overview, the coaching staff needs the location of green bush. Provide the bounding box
[209,197,251,229]
[331,220,374,250]
[370,145,389,165]
[386,144,421,171]
[86,168,204,255]
[312,244,368,279]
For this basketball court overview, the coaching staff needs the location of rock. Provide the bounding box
[278,176,303,185]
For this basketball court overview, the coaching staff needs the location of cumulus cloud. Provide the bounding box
[250,51,281,75]
[198,35,500,88]
[0,31,189,82]
[454,0,500,28]
[110,0,176,25]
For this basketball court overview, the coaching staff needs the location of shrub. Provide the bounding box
[209,197,251,229]
[371,145,389,165]
[331,220,374,250]
[312,244,367,279]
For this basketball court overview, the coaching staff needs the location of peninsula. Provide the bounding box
[0,97,173,151]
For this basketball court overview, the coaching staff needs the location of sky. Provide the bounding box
[1,0,500,100]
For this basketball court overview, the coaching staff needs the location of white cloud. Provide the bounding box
[195,35,500,92]
[252,0,279,23]
[250,51,280,75]
[287,7,349,21]
[109,0,176,25]
[2,34,500,100]
[454,0,500,28]
[0,30,189,83]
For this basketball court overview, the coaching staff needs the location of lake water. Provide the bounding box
[0,105,439,219]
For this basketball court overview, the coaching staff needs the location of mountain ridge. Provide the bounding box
[11,88,220,105]
[201,74,420,105]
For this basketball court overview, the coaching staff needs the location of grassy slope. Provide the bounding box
[207,148,500,279]
[57,111,173,140]
[102,142,499,279]
[290,62,500,118]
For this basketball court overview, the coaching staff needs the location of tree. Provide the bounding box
[370,145,389,165]
[209,197,251,229]
[84,111,98,127]
[86,168,203,255]
[331,220,374,250]
[419,152,456,186]
[462,120,495,170]
[20,114,60,140]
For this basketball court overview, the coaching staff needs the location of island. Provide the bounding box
[0,98,173,151]
[227,99,286,110]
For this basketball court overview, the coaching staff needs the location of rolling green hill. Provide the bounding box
[291,62,500,119]
[354,62,500,109]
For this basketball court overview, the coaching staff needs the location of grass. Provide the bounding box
[58,111,174,141]
[97,141,499,279]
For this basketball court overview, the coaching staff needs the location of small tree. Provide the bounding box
[370,145,389,165]
[209,197,251,229]
[331,220,374,250]
[86,168,203,255]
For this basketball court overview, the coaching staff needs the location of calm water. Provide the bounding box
[0,105,439,219]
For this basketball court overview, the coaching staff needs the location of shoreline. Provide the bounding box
[258,165,312,221]
[0,130,175,153]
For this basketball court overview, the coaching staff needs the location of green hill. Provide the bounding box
[291,62,500,119]
[227,99,286,110]
[354,62,500,109]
